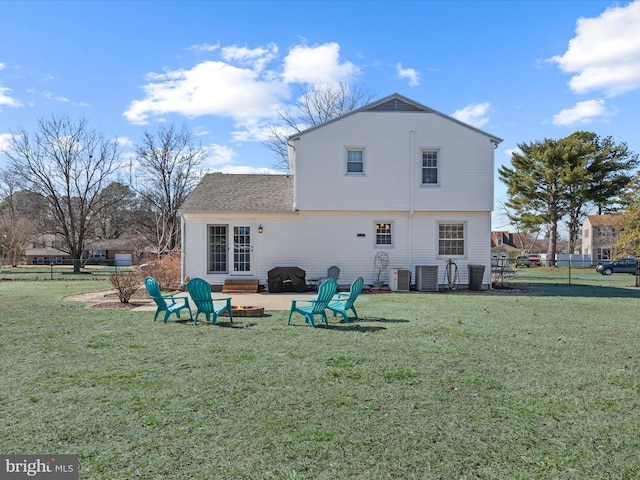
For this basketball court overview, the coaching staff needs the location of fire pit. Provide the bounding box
[221,306,265,317]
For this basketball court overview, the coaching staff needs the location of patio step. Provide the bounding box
[222,279,259,294]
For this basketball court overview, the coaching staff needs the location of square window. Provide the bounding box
[439,223,464,256]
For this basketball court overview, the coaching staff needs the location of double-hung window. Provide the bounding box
[439,223,464,256]
[376,222,392,246]
[346,149,364,175]
[422,150,438,185]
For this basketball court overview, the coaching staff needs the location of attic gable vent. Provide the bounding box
[369,98,424,112]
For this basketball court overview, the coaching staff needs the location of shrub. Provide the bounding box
[109,270,142,303]
[140,254,181,290]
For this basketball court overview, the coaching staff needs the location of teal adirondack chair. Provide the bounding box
[327,276,364,323]
[144,276,192,324]
[327,265,340,281]
[186,277,233,326]
[287,278,337,328]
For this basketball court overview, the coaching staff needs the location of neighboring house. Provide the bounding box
[180,93,502,289]
[25,235,137,266]
[581,214,622,263]
[84,239,137,266]
[491,230,549,253]
[24,234,70,265]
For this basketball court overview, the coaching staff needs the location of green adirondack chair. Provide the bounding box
[327,276,364,323]
[144,276,192,324]
[186,277,233,326]
[287,278,337,328]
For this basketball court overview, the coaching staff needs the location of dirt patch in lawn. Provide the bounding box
[65,289,154,310]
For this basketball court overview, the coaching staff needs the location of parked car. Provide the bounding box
[595,256,638,275]
[515,254,542,268]
[527,254,542,266]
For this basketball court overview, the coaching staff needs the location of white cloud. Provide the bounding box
[0,132,13,152]
[115,136,134,149]
[552,99,616,126]
[204,143,236,168]
[281,42,359,84]
[187,43,219,53]
[0,62,6,70]
[504,147,522,157]
[0,87,22,109]
[123,41,361,126]
[123,60,288,124]
[451,102,491,128]
[221,44,278,72]
[550,1,640,96]
[396,63,420,87]
[215,165,281,174]
[43,91,70,103]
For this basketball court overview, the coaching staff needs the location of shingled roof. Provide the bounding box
[587,214,622,227]
[180,173,294,213]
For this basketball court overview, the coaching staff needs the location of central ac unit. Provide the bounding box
[415,265,439,291]
[390,268,411,292]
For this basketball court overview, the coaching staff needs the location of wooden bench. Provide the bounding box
[222,279,260,294]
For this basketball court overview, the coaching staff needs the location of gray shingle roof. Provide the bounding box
[180,173,294,212]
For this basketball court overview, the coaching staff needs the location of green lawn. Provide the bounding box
[1,275,639,479]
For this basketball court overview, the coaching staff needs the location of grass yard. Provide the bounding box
[1,273,639,479]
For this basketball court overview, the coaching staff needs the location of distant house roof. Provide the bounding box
[288,92,503,145]
[586,214,622,227]
[85,238,136,251]
[25,247,69,257]
[180,173,294,213]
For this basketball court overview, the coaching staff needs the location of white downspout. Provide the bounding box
[409,130,415,271]
[180,214,186,284]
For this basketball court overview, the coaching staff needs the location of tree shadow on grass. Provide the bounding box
[319,323,387,333]
[354,316,410,324]
[507,282,640,298]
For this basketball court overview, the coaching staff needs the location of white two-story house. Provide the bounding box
[179,93,502,290]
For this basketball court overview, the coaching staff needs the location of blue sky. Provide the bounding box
[1,1,640,230]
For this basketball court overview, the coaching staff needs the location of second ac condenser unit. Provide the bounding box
[415,265,439,292]
[390,268,411,292]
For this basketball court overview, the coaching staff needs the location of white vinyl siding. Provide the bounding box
[292,112,495,212]
[183,211,490,288]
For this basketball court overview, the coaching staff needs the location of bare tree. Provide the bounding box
[264,82,377,171]
[132,124,204,256]
[0,170,39,266]
[3,116,123,273]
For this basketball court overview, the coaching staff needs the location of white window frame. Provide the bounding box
[375,222,393,247]
[421,149,439,185]
[346,148,365,175]
[438,222,465,257]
